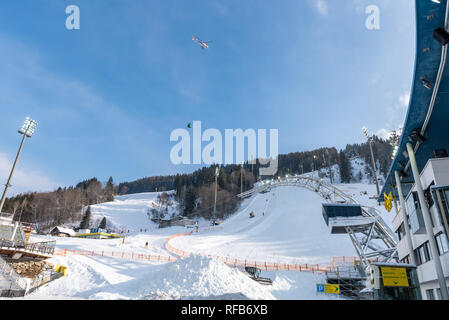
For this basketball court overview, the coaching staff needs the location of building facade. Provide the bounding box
[392,157,449,300]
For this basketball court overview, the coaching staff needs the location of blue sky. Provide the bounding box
[0,0,415,194]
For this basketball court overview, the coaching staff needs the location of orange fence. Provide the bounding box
[165,231,194,257]
[165,231,334,274]
[54,233,357,274]
[331,256,380,269]
[54,248,177,263]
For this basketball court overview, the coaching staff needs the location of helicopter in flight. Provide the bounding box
[192,36,212,50]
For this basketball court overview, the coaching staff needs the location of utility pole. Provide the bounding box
[0,118,38,214]
[213,167,219,225]
[240,162,244,194]
[362,127,380,198]
[327,151,333,184]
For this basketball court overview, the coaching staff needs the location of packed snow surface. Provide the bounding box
[19,182,392,300]
[171,186,356,265]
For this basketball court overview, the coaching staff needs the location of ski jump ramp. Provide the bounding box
[237,176,399,269]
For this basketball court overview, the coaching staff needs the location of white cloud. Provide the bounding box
[399,92,410,108]
[375,92,410,140]
[316,0,328,15]
[375,128,393,140]
[0,153,59,196]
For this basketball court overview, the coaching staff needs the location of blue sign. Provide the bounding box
[316,284,325,293]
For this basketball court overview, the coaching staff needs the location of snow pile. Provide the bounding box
[90,255,275,300]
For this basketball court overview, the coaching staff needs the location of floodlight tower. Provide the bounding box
[0,117,38,214]
[362,126,380,198]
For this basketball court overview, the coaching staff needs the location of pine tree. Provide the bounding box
[105,177,115,202]
[339,151,352,183]
[183,187,197,216]
[99,217,107,229]
[79,206,92,229]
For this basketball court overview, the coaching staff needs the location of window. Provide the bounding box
[415,241,432,265]
[426,289,435,300]
[424,182,435,210]
[436,288,442,300]
[400,255,410,264]
[435,232,449,255]
[396,223,404,241]
[432,187,449,236]
[407,192,425,233]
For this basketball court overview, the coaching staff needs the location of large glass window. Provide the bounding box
[407,192,425,233]
[435,232,449,255]
[424,182,435,210]
[432,187,449,240]
[414,241,432,265]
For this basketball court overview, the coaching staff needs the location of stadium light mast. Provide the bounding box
[312,154,317,179]
[362,126,380,198]
[0,118,38,215]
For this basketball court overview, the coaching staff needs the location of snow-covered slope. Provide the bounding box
[21,179,394,300]
[89,191,179,233]
[312,157,385,186]
[171,186,356,265]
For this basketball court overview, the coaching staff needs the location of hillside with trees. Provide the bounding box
[3,177,116,232]
[3,135,394,231]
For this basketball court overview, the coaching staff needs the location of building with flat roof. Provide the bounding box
[380,0,449,300]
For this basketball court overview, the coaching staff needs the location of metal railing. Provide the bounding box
[25,241,56,256]
[0,238,56,256]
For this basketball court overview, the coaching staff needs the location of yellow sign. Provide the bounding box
[384,192,393,213]
[381,267,409,287]
[317,284,340,294]
[54,264,68,276]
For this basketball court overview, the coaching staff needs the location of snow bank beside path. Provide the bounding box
[89,255,275,300]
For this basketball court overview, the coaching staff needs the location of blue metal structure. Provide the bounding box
[380,0,449,200]
[322,203,363,226]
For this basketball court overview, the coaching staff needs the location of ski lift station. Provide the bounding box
[378,0,449,300]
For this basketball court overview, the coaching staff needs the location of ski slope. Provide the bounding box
[19,182,393,300]
[88,191,176,233]
[170,186,356,265]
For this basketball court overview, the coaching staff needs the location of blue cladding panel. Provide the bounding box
[381,0,449,201]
